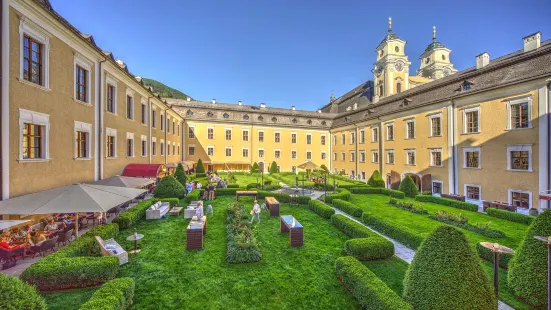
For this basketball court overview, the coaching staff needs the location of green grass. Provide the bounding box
[43,196,359,309]
[363,257,409,295]
[42,287,97,309]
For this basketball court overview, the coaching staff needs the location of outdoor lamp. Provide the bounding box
[479,241,515,298]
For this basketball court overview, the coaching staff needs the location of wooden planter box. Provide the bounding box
[265,197,280,217]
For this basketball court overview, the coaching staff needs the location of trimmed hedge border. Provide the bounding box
[308,200,335,218]
[0,273,47,309]
[337,184,369,190]
[325,188,351,203]
[486,208,534,225]
[112,199,157,230]
[185,189,200,203]
[227,184,240,188]
[331,214,374,239]
[79,277,135,310]
[333,199,363,217]
[335,256,413,310]
[344,238,394,261]
[361,213,424,250]
[414,195,479,212]
[350,187,405,199]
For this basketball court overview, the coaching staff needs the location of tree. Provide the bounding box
[367,170,385,188]
[403,226,496,310]
[251,162,260,174]
[269,161,278,175]
[320,164,329,174]
[398,175,418,198]
[508,209,551,308]
[174,163,187,186]
[153,176,185,199]
[196,159,205,177]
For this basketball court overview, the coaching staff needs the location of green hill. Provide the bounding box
[142,78,191,100]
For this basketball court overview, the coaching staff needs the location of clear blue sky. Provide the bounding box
[51,0,551,111]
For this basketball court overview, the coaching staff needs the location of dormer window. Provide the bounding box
[243,114,249,120]
[353,103,358,110]
[258,115,263,121]
[344,116,349,122]
[207,111,214,118]
[223,113,229,119]
[395,46,399,53]
[402,98,412,106]
[307,120,312,125]
[186,110,193,116]
[346,107,351,111]
[271,117,277,122]
[425,57,430,64]
[292,118,297,124]
[461,81,474,91]
[442,54,446,60]
[321,121,326,126]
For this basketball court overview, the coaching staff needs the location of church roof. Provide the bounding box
[424,40,447,52]
[379,31,400,46]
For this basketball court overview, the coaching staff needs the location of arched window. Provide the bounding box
[207,111,213,118]
[223,113,229,119]
[186,110,193,116]
[258,115,263,121]
[396,78,402,93]
[271,116,277,122]
[292,118,297,124]
[378,81,384,96]
[243,114,249,120]
[321,121,326,126]
[307,120,312,125]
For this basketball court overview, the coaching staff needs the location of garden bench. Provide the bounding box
[145,202,170,219]
[280,215,303,247]
[95,236,128,265]
[236,191,258,201]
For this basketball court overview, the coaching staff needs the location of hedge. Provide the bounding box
[361,213,424,249]
[153,176,185,199]
[403,226,496,310]
[429,212,506,238]
[79,277,135,310]
[112,199,157,230]
[414,195,479,212]
[335,256,413,310]
[336,184,368,190]
[199,188,244,197]
[486,208,534,225]
[330,174,367,185]
[350,187,405,199]
[308,200,335,219]
[331,214,374,239]
[344,238,394,261]
[227,184,240,188]
[476,242,513,269]
[332,199,363,217]
[185,189,200,203]
[226,201,262,263]
[325,188,351,203]
[0,273,47,309]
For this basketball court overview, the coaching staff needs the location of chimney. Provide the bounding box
[476,52,490,69]
[212,99,216,104]
[186,97,191,102]
[260,103,266,108]
[317,110,322,113]
[523,32,541,52]
[238,100,242,106]
[291,106,296,111]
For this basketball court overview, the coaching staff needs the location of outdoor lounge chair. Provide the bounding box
[57,229,73,246]
[95,236,128,265]
[32,237,58,257]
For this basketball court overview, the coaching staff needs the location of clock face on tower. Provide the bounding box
[443,67,451,76]
[395,62,404,72]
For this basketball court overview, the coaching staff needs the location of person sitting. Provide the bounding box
[0,233,21,251]
[203,186,210,200]
[195,201,204,219]
[28,230,46,246]
[197,181,203,190]
[45,219,58,231]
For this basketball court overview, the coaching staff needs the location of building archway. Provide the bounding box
[401,170,422,192]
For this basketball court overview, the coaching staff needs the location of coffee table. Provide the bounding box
[169,207,183,216]
[126,233,144,254]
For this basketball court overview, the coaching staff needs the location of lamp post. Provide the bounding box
[302,176,305,196]
[261,170,264,190]
[324,175,327,202]
[333,180,336,191]
[479,242,515,298]
[256,173,259,188]
[534,235,551,310]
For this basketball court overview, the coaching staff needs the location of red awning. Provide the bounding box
[122,164,166,178]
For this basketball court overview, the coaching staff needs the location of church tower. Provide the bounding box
[372,17,411,103]
[417,26,457,79]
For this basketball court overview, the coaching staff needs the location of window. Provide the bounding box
[292,150,297,159]
[464,147,480,168]
[258,131,264,142]
[207,146,214,156]
[464,107,480,133]
[22,123,43,159]
[20,110,50,161]
[372,127,379,142]
[386,124,394,140]
[242,148,249,158]
[333,135,337,145]
[396,80,402,93]
[507,145,532,171]
[160,141,164,155]
[106,84,116,113]
[188,145,195,156]
[258,149,264,158]
[341,152,345,161]
[321,135,326,145]
[405,120,415,139]
[275,132,281,143]
[172,144,175,155]
[178,145,180,155]
[23,35,45,85]
[188,127,195,139]
[406,149,416,165]
[225,147,232,157]
[372,150,379,163]
[350,151,355,162]
[242,130,249,141]
[106,128,116,158]
[141,139,147,157]
[306,151,312,160]
[466,185,480,200]
[430,149,442,167]
[430,115,441,136]
[126,95,134,119]
[432,181,443,194]
[167,118,170,133]
[321,152,326,160]
[75,66,88,102]
[359,151,366,163]
[152,110,156,128]
[306,134,312,145]
[141,103,147,124]
[76,131,88,158]
[167,144,170,156]
[350,132,355,144]
[333,152,337,161]
[508,98,531,129]
[291,133,297,144]
[510,190,530,209]
[386,150,395,164]
[359,130,365,144]
[177,124,180,136]
[126,138,134,157]
[275,150,281,158]
[341,133,345,145]
[152,141,156,156]
[207,127,214,139]
[225,129,232,140]
[161,114,164,130]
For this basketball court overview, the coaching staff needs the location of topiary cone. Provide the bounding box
[398,175,419,198]
[403,225,497,310]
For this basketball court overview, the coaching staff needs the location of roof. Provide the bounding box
[424,40,447,52]
[319,81,374,114]
[408,76,433,84]
[379,31,401,46]
[90,176,154,188]
[122,164,166,178]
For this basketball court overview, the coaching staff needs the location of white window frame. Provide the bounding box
[19,18,51,89]
[160,112,165,131]
[507,144,533,172]
[508,189,532,209]
[321,151,326,160]
[188,144,195,156]
[341,133,346,145]
[242,147,249,158]
[151,107,157,128]
[74,121,92,159]
[125,89,135,120]
[359,150,366,163]
[151,137,157,156]
[258,130,264,142]
[359,130,365,144]
[74,53,93,104]
[306,150,312,160]
[429,148,443,167]
[207,126,215,140]
[291,132,297,144]
[19,109,50,161]
[188,126,195,139]
[258,148,265,158]
[160,139,165,156]
[333,134,337,146]
[105,75,118,114]
[274,149,281,159]
[321,134,326,146]
[242,129,249,142]
[177,143,180,156]
[225,146,232,157]
[463,106,481,134]
[464,184,482,201]
[386,149,395,164]
[207,145,214,156]
[332,152,337,161]
[429,113,442,137]
[140,100,148,125]
[292,150,298,160]
[106,127,117,158]
[386,123,394,141]
[372,150,379,163]
[405,118,416,139]
[225,128,232,141]
[306,133,312,145]
[405,148,416,165]
[341,152,345,161]
[350,151,355,162]
[126,132,135,158]
[432,180,443,196]
[349,131,355,145]
[275,131,281,143]
[140,135,147,157]
[506,96,533,130]
[371,127,379,143]
[463,147,481,169]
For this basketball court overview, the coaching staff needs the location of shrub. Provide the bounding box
[476,243,513,269]
[269,161,278,174]
[79,277,135,310]
[325,188,351,203]
[174,163,187,186]
[345,238,394,261]
[414,195,479,212]
[421,190,432,195]
[184,189,200,203]
[398,176,418,198]
[388,198,428,214]
[403,226,497,310]
[297,196,311,205]
[331,214,373,238]
[226,201,262,263]
[350,187,405,199]
[251,162,260,174]
[486,208,534,225]
[362,213,424,249]
[333,199,363,217]
[0,273,47,309]
[335,256,413,310]
[429,211,505,238]
[227,184,240,188]
[508,209,551,308]
[196,159,205,175]
[246,182,260,190]
[367,170,385,188]
[153,176,185,199]
[112,199,157,229]
[308,200,335,218]
[320,164,329,174]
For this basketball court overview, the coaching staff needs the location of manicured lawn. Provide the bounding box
[43,196,359,309]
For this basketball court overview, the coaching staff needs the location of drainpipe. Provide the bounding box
[547,82,551,209]
[0,0,4,200]
[451,99,457,194]
[97,58,106,180]
[147,97,152,164]
[1,0,8,200]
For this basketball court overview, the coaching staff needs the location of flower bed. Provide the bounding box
[486,208,533,225]
[332,199,363,217]
[387,198,428,214]
[226,201,262,263]
[429,210,505,238]
[79,277,135,310]
[308,200,335,218]
[414,195,478,212]
[350,187,405,199]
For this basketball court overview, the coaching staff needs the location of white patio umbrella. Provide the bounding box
[90,176,154,188]
[0,184,147,236]
[0,220,32,231]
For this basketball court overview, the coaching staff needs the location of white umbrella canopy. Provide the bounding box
[90,176,154,188]
[0,220,32,231]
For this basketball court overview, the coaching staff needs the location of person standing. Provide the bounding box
[250,200,261,224]
[208,184,216,201]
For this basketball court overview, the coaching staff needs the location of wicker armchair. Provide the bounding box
[95,236,128,265]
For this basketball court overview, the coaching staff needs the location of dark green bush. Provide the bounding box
[0,273,47,309]
[331,214,374,238]
[335,256,412,310]
[227,184,240,188]
[414,195,479,212]
[362,213,424,249]
[476,242,512,269]
[250,162,260,174]
[158,198,179,206]
[184,189,200,203]
[486,208,534,225]
[320,164,329,173]
[55,223,119,258]
[350,187,405,199]
[112,199,157,230]
[344,237,394,261]
[325,188,351,203]
[195,173,206,178]
[308,200,335,218]
[269,161,278,174]
[226,201,262,263]
[297,196,311,204]
[508,209,551,308]
[367,170,385,188]
[174,163,187,186]
[153,176,185,199]
[403,226,496,310]
[196,159,205,175]
[398,176,418,198]
[79,277,135,310]
[332,199,363,217]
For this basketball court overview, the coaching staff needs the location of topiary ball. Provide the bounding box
[153,176,185,199]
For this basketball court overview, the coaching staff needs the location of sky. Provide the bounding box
[51,0,551,111]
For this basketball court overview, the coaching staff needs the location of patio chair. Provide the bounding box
[57,229,73,246]
[32,237,58,257]
[0,247,25,267]
[107,206,120,218]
